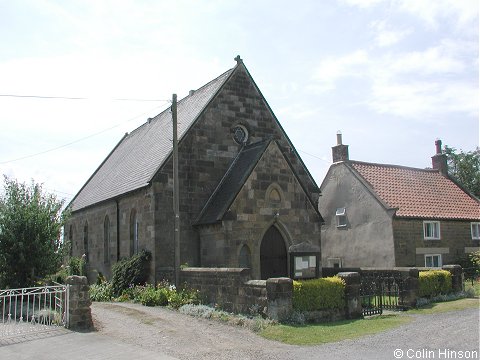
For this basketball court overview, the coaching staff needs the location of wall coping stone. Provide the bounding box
[245,280,267,287]
[181,267,250,275]
[66,275,89,285]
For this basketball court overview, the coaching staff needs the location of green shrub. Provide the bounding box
[90,282,114,302]
[68,256,86,276]
[111,250,152,296]
[293,277,345,312]
[418,270,452,298]
[138,285,169,306]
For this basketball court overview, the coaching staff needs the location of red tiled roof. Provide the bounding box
[349,161,480,220]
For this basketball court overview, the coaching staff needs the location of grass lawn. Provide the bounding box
[407,297,479,315]
[464,280,480,297]
[260,297,479,346]
[260,315,411,345]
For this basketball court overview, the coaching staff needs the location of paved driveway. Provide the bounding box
[1,300,478,360]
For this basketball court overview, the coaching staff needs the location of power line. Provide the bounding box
[297,149,331,163]
[0,94,171,102]
[0,104,166,164]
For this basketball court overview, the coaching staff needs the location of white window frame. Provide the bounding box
[423,221,440,240]
[336,207,347,228]
[424,254,442,268]
[471,222,480,240]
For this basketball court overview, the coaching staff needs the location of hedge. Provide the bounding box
[293,276,345,312]
[418,270,452,298]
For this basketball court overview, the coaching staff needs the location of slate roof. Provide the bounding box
[70,68,234,212]
[348,161,480,220]
[195,139,271,225]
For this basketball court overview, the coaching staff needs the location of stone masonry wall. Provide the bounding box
[180,268,266,314]
[68,187,155,283]
[393,218,479,267]
[152,64,320,280]
[198,142,321,279]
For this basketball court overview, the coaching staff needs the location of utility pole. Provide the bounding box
[172,93,180,287]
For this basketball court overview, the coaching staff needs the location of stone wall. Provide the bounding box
[197,142,321,278]
[180,268,266,314]
[393,218,478,267]
[67,187,156,283]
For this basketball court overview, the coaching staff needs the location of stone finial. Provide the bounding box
[234,55,243,64]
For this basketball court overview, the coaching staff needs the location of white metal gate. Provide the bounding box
[0,284,69,341]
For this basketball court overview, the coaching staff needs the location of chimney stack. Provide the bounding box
[431,139,448,176]
[332,131,349,163]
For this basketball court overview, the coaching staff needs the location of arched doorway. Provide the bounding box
[260,226,288,279]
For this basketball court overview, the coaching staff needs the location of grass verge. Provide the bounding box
[464,280,480,297]
[260,297,479,346]
[260,315,411,345]
[408,298,479,315]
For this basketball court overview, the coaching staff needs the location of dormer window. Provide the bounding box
[336,207,347,228]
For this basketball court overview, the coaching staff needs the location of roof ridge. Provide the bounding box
[349,160,438,173]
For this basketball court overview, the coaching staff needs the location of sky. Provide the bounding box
[0,0,478,204]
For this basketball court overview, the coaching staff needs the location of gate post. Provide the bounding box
[266,277,292,321]
[337,272,362,319]
[442,265,464,293]
[398,268,419,309]
[65,276,93,330]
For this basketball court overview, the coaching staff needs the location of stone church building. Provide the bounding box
[66,57,323,282]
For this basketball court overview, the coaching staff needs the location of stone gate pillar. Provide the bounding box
[66,275,93,330]
[337,272,362,319]
[266,277,292,321]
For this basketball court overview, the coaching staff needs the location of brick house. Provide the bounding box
[319,134,480,268]
[66,57,323,282]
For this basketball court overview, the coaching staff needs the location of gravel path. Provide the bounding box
[92,300,480,360]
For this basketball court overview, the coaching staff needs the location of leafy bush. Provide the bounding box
[89,282,114,302]
[167,285,201,309]
[138,285,169,306]
[111,250,151,296]
[68,256,86,276]
[418,270,452,298]
[293,277,345,312]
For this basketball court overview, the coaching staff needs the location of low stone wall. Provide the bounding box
[180,268,266,314]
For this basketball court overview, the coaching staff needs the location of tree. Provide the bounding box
[444,146,480,198]
[0,176,68,288]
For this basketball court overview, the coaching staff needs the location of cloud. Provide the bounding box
[370,20,412,47]
[312,50,369,91]
[309,38,477,120]
[342,0,478,31]
[398,0,478,30]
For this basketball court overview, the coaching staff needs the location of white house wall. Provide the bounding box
[319,164,396,268]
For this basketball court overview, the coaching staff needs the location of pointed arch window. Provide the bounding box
[130,209,139,256]
[69,225,73,257]
[83,221,89,262]
[239,244,251,269]
[104,216,110,263]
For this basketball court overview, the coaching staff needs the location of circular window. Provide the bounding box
[232,125,249,145]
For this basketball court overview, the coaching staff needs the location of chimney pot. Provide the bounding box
[435,139,442,154]
[336,131,343,145]
[432,139,448,176]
